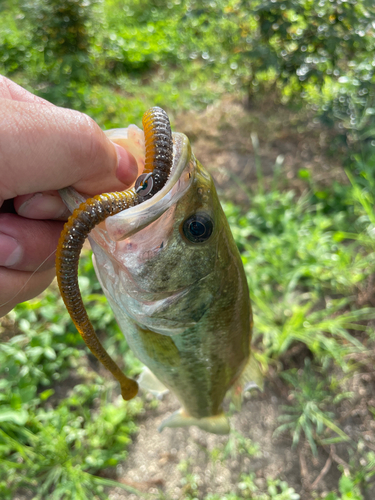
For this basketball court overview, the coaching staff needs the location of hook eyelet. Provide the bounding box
[135,172,154,195]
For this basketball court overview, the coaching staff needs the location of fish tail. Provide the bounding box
[159,409,230,435]
[228,352,264,411]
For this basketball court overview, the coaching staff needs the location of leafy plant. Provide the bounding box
[0,383,141,499]
[0,248,143,499]
[204,474,300,500]
[323,474,364,500]
[274,359,351,455]
[264,477,300,500]
[220,429,260,461]
[224,179,375,370]
[20,0,101,79]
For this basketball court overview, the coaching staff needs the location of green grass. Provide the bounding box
[0,253,144,499]
[224,182,375,370]
[274,359,352,456]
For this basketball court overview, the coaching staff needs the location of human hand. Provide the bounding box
[0,75,139,316]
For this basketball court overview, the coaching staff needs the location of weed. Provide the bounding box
[220,429,260,461]
[178,459,200,499]
[323,474,364,500]
[274,360,351,456]
[0,250,143,499]
[224,184,375,370]
[0,385,141,499]
[203,474,300,499]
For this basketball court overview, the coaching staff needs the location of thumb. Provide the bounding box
[0,99,138,203]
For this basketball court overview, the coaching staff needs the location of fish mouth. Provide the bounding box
[105,132,193,241]
[59,127,204,330]
[59,131,193,242]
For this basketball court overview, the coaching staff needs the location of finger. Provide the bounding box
[0,75,54,105]
[14,191,71,220]
[0,99,138,202]
[0,213,63,272]
[0,267,55,317]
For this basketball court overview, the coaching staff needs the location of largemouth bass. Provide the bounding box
[59,109,259,434]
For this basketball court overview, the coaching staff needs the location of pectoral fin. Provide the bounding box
[159,409,230,435]
[137,326,181,367]
[138,367,169,398]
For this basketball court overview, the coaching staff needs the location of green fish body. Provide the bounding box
[60,127,256,434]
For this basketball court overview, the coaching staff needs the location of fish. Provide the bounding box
[58,109,260,435]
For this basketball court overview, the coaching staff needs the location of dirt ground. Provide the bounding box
[107,367,375,500]
[106,97,375,500]
[174,96,347,205]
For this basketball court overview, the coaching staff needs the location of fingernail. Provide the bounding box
[114,143,139,186]
[18,193,67,219]
[0,233,23,267]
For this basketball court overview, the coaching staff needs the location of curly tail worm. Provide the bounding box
[55,107,173,400]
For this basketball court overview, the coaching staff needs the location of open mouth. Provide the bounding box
[59,130,193,243]
[104,132,194,242]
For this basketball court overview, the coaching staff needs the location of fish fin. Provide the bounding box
[159,409,230,435]
[228,352,264,411]
[136,326,181,367]
[137,367,169,399]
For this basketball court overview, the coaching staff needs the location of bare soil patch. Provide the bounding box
[175,96,346,205]
[109,367,375,500]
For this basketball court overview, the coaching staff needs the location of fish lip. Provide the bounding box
[104,132,193,241]
[58,132,193,241]
[129,132,190,212]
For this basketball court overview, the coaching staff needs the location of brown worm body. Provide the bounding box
[56,107,173,400]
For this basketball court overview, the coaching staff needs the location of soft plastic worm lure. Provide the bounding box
[56,107,173,400]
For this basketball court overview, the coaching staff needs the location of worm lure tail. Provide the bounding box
[55,107,173,400]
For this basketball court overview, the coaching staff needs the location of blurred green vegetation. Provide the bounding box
[1,0,375,140]
[1,0,375,499]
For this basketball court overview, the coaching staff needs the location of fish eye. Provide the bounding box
[182,213,214,243]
